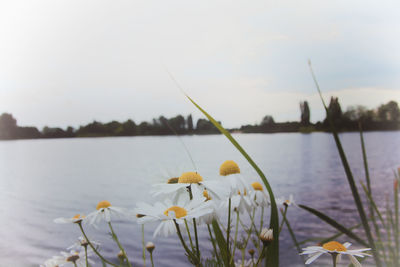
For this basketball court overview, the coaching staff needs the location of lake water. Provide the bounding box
[1,132,399,267]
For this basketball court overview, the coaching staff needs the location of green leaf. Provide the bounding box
[211,219,230,267]
[299,204,369,247]
[185,94,279,267]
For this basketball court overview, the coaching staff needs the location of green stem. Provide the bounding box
[150,252,155,267]
[231,210,240,264]
[246,207,260,237]
[73,262,78,267]
[255,245,267,266]
[142,224,146,267]
[174,220,199,264]
[207,224,220,266]
[331,253,337,267]
[85,246,88,267]
[280,208,305,265]
[188,184,200,259]
[193,218,200,259]
[259,206,264,235]
[184,219,195,251]
[108,222,132,267]
[279,206,288,234]
[227,198,232,263]
[77,223,118,267]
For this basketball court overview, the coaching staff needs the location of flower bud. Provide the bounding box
[146,242,155,253]
[80,238,89,247]
[248,249,255,256]
[117,250,125,260]
[66,254,79,263]
[259,228,273,246]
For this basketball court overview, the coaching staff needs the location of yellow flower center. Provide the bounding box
[164,206,188,218]
[203,190,212,201]
[322,241,347,252]
[251,182,263,191]
[73,214,85,220]
[238,189,247,196]
[167,177,179,184]
[178,172,203,184]
[96,200,111,210]
[220,160,240,176]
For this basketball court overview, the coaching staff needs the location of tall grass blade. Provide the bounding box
[308,61,381,266]
[186,94,279,267]
[299,204,369,247]
[211,219,230,266]
[297,222,362,245]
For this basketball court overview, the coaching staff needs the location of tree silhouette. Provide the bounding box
[300,101,310,125]
[0,113,18,139]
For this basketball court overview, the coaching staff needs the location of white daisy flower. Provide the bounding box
[86,200,129,226]
[134,194,213,238]
[219,160,251,197]
[276,194,296,207]
[221,189,254,214]
[152,171,228,201]
[249,181,270,207]
[40,257,60,267]
[234,259,253,267]
[54,214,86,224]
[195,189,220,224]
[301,241,371,266]
[45,250,94,267]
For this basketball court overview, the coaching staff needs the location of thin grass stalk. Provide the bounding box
[361,182,387,228]
[279,206,288,234]
[395,177,399,265]
[299,204,368,247]
[386,199,396,264]
[299,222,362,245]
[359,124,389,263]
[309,61,381,267]
[183,93,279,267]
[387,199,397,248]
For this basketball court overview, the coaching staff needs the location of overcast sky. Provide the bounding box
[0,0,399,129]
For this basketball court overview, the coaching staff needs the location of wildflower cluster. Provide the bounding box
[41,159,371,267]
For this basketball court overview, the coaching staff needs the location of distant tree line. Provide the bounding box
[0,114,220,140]
[239,99,400,133]
[0,99,399,140]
